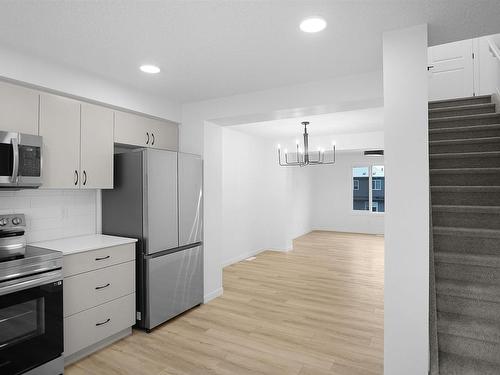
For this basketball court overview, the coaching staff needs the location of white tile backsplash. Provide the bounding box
[0,189,98,243]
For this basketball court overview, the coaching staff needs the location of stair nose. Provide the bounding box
[439,352,500,375]
[429,103,496,119]
[438,312,500,344]
[429,95,492,109]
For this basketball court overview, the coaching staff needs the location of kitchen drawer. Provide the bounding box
[64,261,135,317]
[63,243,135,277]
[64,293,135,356]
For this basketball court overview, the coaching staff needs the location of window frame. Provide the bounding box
[351,163,385,215]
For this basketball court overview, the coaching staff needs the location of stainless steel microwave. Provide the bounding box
[0,132,42,188]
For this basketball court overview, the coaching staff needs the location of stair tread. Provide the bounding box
[434,226,500,238]
[432,186,500,192]
[437,278,500,303]
[435,251,500,267]
[429,123,500,134]
[430,113,500,123]
[430,151,500,159]
[430,136,500,145]
[429,95,492,105]
[432,205,500,213]
[438,311,500,344]
[430,167,500,174]
[429,103,496,113]
[439,352,500,374]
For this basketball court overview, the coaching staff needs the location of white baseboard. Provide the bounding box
[204,287,223,303]
[268,247,293,252]
[221,249,265,268]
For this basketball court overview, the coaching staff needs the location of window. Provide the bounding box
[352,165,384,213]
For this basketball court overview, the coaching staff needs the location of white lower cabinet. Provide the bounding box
[63,242,136,361]
[64,293,135,356]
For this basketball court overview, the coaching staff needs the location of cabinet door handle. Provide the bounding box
[96,318,111,326]
[95,283,110,290]
[83,170,87,186]
[146,132,150,145]
[151,133,155,146]
[95,255,110,261]
[74,170,79,186]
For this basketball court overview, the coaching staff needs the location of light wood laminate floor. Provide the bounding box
[66,231,384,375]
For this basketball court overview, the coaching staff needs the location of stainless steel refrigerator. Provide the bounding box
[102,149,203,331]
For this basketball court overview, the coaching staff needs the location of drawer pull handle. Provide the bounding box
[95,283,110,290]
[96,318,111,326]
[95,255,110,261]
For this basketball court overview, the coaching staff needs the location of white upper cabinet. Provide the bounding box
[148,118,178,151]
[80,103,114,189]
[114,111,149,147]
[0,81,39,134]
[114,110,178,151]
[39,94,81,188]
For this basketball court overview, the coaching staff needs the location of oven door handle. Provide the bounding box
[11,137,19,183]
[0,269,62,297]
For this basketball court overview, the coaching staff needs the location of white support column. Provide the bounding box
[383,24,429,375]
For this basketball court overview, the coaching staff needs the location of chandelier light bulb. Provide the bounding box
[284,149,288,154]
[296,139,300,145]
[277,144,281,150]
[332,140,336,147]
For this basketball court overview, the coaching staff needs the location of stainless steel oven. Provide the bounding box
[0,213,63,375]
[0,132,42,188]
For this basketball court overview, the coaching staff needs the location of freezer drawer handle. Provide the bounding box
[95,318,110,326]
[95,283,110,290]
[95,255,110,261]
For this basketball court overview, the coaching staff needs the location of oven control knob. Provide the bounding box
[12,217,21,225]
[0,218,7,226]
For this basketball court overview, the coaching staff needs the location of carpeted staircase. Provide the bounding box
[429,95,500,374]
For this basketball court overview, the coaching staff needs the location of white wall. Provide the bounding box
[383,24,429,375]
[221,126,314,267]
[0,45,181,122]
[0,189,97,243]
[183,71,384,301]
[477,34,500,96]
[310,151,384,235]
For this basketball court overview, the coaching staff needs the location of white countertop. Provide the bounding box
[31,234,137,255]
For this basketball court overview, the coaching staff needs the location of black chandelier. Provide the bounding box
[277,122,336,167]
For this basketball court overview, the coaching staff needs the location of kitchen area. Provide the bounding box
[0,80,203,375]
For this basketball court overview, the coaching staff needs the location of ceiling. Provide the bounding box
[232,107,384,140]
[0,1,499,103]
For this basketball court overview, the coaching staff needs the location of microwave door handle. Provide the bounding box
[11,137,19,183]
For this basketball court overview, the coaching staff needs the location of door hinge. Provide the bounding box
[472,52,475,59]
[136,311,142,320]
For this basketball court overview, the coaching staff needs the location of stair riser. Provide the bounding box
[429,106,496,119]
[430,157,500,169]
[430,141,500,154]
[431,191,500,206]
[437,295,500,322]
[438,314,500,344]
[434,235,500,255]
[436,263,500,284]
[429,97,492,109]
[433,211,500,230]
[431,172,500,186]
[429,128,500,141]
[439,334,500,364]
[430,115,500,129]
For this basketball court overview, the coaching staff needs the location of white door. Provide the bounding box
[80,103,114,189]
[0,81,39,134]
[428,39,474,101]
[39,94,81,188]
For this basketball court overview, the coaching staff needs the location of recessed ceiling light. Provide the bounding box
[140,64,160,74]
[300,17,327,33]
